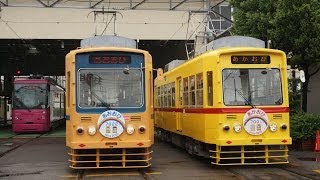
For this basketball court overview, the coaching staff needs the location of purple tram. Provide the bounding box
[12,76,65,133]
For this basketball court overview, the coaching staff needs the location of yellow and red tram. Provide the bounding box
[154,39,290,165]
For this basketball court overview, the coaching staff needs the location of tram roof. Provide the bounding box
[67,46,150,56]
[201,47,286,57]
[157,47,287,79]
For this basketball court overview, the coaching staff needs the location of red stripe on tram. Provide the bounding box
[154,107,289,114]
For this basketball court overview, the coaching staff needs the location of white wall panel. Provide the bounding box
[0,7,203,40]
[3,0,207,10]
[308,72,320,113]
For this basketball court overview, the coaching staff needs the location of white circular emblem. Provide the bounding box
[243,108,268,135]
[97,110,125,138]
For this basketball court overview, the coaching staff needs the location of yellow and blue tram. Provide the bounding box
[65,36,154,169]
[154,37,290,165]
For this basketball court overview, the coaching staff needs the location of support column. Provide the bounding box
[4,75,13,97]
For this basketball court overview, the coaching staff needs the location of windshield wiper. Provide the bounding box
[90,91,112,110]
[13,97,32,112]
[86,73,112,110]
[234,88,256,109]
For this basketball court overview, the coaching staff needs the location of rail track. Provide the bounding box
[225,165,319,180]
[0,133,318,179]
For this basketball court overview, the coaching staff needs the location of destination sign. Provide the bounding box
[231,56,270,64]
[89,55,131,64]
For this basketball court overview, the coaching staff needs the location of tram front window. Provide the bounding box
[13,84,48,109]
[78,69,144,108]
[222,69,282,106]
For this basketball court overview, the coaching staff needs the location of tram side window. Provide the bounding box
[196,73,203,106]
[189,75,196,106]
[207,71,213,106]
[160,86,164,108]
[163,86,166,108]
[164,84,168,107]
[156,87,160,108]
[183,77,189,107]
[171,82,175,107]
[166,84,170,107]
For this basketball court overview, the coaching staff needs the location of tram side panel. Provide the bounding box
[179,58,206,142]
[155,56,208,142]
[49,84,65,125]
[65,52,74,148]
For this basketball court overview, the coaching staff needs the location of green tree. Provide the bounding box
[271,0,320,112]
[230,0,276,41]
[230,0,320,112]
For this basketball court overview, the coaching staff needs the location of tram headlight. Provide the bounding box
[280,123,287,130]
[223,125,230,131]
[88,126,96,136]
[138,125,146,133]
[269,123,277,132]
[233,124,242,133]
[126,125,135,135]
[76,127,84,134]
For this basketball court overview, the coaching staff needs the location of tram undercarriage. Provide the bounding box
[155,127,289,165]
[68,147,152,169]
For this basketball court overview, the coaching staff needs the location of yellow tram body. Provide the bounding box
[154,47,290,165]
[65,45,154,169]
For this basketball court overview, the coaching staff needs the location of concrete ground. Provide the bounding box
[0,126,319,180]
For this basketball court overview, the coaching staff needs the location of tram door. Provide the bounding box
[176,77,182,132]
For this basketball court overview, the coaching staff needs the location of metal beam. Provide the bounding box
[49,0,62,7]
[0,0,8,6]
[131,0,147,9]
[36,0,48,7]
[90,0,104,8]
[170,0,187,10]
[211,0,226,10]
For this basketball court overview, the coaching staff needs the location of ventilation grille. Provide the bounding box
[130,116,142,121]
[226,115,237,120]
[273,114,283,120]
[81,117,92,121]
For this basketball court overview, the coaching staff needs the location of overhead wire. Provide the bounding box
[0,17,24,41]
